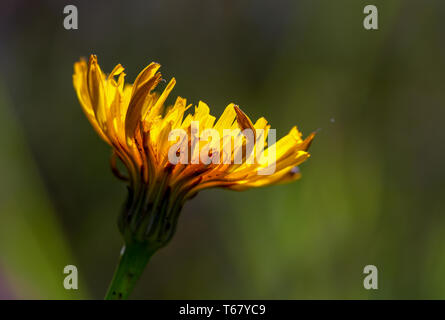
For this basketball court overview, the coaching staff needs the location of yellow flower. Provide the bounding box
[73,55,314,246]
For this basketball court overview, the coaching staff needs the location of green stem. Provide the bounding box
[105,242,157,300]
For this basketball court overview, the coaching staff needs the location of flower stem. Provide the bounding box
[105,242,157,300]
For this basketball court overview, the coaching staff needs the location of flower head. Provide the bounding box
[73,55,314,247]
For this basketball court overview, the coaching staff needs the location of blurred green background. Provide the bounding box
[1,0,445,299]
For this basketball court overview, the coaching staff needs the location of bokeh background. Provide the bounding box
[1,0,445,299]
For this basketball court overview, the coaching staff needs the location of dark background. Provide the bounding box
[1,0,445,299]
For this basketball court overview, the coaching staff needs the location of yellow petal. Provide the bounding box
[125,68,161,143]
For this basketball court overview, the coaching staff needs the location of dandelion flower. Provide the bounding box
[73,55,315,299]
